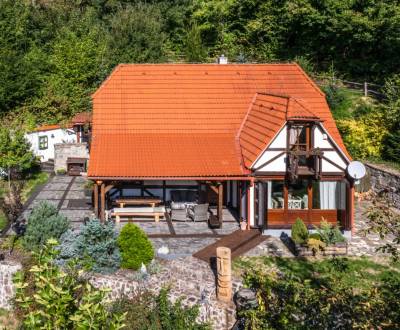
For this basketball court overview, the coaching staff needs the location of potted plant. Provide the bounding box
[84,180,94,198]
[56,168,67,176]
[240,218,247,230]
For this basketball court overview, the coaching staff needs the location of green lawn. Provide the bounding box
[234,256,400,290]
[0,171,49,231]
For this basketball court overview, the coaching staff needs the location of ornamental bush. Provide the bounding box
[23,201,70,250]
[291,218,308,245]
[117,223,154,270]
[58,219,121,274]
[315,219,346,245]
[14,239,125,329]
[111,288,211,330]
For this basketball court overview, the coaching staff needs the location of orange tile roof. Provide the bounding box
[71,112,92,125]
[89,63,350,178]
[32,124,73,132]
[88,133,245,178]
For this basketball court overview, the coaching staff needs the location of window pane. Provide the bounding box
[288,179,308,209]
[267,181,284,209]
[312,181,346,210]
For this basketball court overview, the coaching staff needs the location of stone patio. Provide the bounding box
[20,175,397,259]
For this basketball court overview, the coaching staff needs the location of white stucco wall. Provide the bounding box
[252,123,349,174]
[26,128,77,162]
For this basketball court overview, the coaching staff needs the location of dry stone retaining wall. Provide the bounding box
[363,163,400,208]
[0,257,239,329]
[0,261,22,310]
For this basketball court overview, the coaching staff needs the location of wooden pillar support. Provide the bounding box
[93,182,99,218]
[349,182,355,234]
[218,182,223,228]
[216,247,232,302]
[100,182,105,223]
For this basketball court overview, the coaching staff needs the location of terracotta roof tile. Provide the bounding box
[89,63,350,178]
[87,133,245,178]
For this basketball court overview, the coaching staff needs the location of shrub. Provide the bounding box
[117,223,154,270]
[315,219,346,245]
[111,288,211,330]
[306,237,326,255]
[336,111,388,159]
[309,232,322,240]
[58,219,121,273]
[291,218,309,245]
[56,168,66,175]
[14,239,125,329]
[240,258,400,329]
[23,201,69,250]
[383,123,400,163]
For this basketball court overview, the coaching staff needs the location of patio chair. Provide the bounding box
[187,203,209,222]
[170,209,188,221]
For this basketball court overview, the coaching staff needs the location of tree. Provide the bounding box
[105,3,167,66]
[0,128,35,186]
[184,23,207,62]
[363,191,400,261]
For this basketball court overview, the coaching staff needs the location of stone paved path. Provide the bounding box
[20,175,94,223]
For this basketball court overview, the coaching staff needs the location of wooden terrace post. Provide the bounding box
[218,182,223,228]
[93,181,99,218]
[100,181,105,223]
[349,181,355,234]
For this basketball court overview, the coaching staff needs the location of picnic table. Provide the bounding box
[111,206,166,224]
[114,197,162,208]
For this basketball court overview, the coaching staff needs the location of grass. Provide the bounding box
[234,256,400,290]
[0,171,49,231]
[0,307,19,329]
[364,158,400,172]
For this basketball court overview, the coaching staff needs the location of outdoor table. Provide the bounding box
[114,197,162,208]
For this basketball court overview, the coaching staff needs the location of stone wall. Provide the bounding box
[0,257,240,329]
[54,143,89,173]
[361,163,400,208]
[0,261,22,310]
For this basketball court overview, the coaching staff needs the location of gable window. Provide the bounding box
[39,136,48,150]
[289,124,311,166]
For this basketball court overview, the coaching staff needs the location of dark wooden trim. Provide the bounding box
[100,183,105,223]
[94,183,99,217]
[322,156,346,172]
[254,151,285,171]
[105,184,114,194]
[254,171,287,176]
[218,183,223,227]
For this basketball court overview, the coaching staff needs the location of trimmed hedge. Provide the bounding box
[117,223,154,270]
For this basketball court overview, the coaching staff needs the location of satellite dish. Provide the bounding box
[347,161,366,182]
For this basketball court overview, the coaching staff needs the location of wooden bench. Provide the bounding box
[111,206,166,224]
[114,198,162,208]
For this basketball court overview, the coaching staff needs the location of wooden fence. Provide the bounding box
[311,74,385,99]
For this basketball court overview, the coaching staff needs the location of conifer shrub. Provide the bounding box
[315,219,346,245]
[23,201,69,250]
[117,223,154,270]
[291,218,309,245]
[58,219,121,274]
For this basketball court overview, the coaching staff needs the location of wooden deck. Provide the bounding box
[193,229,267,262]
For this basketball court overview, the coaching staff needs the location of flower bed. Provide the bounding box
[295,242,348,257]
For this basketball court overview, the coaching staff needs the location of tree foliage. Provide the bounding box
[14,239,125,329]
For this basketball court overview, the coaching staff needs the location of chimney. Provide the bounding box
[218,55,228,64]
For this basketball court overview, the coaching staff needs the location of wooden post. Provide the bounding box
[218,183,223,228]
[364,82,368,97]
[100,182,105,223]
[93,182,99,218]
[216,247,232,302]
[350,182,355,234]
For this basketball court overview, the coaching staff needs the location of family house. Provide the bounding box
[88,63,355,236]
